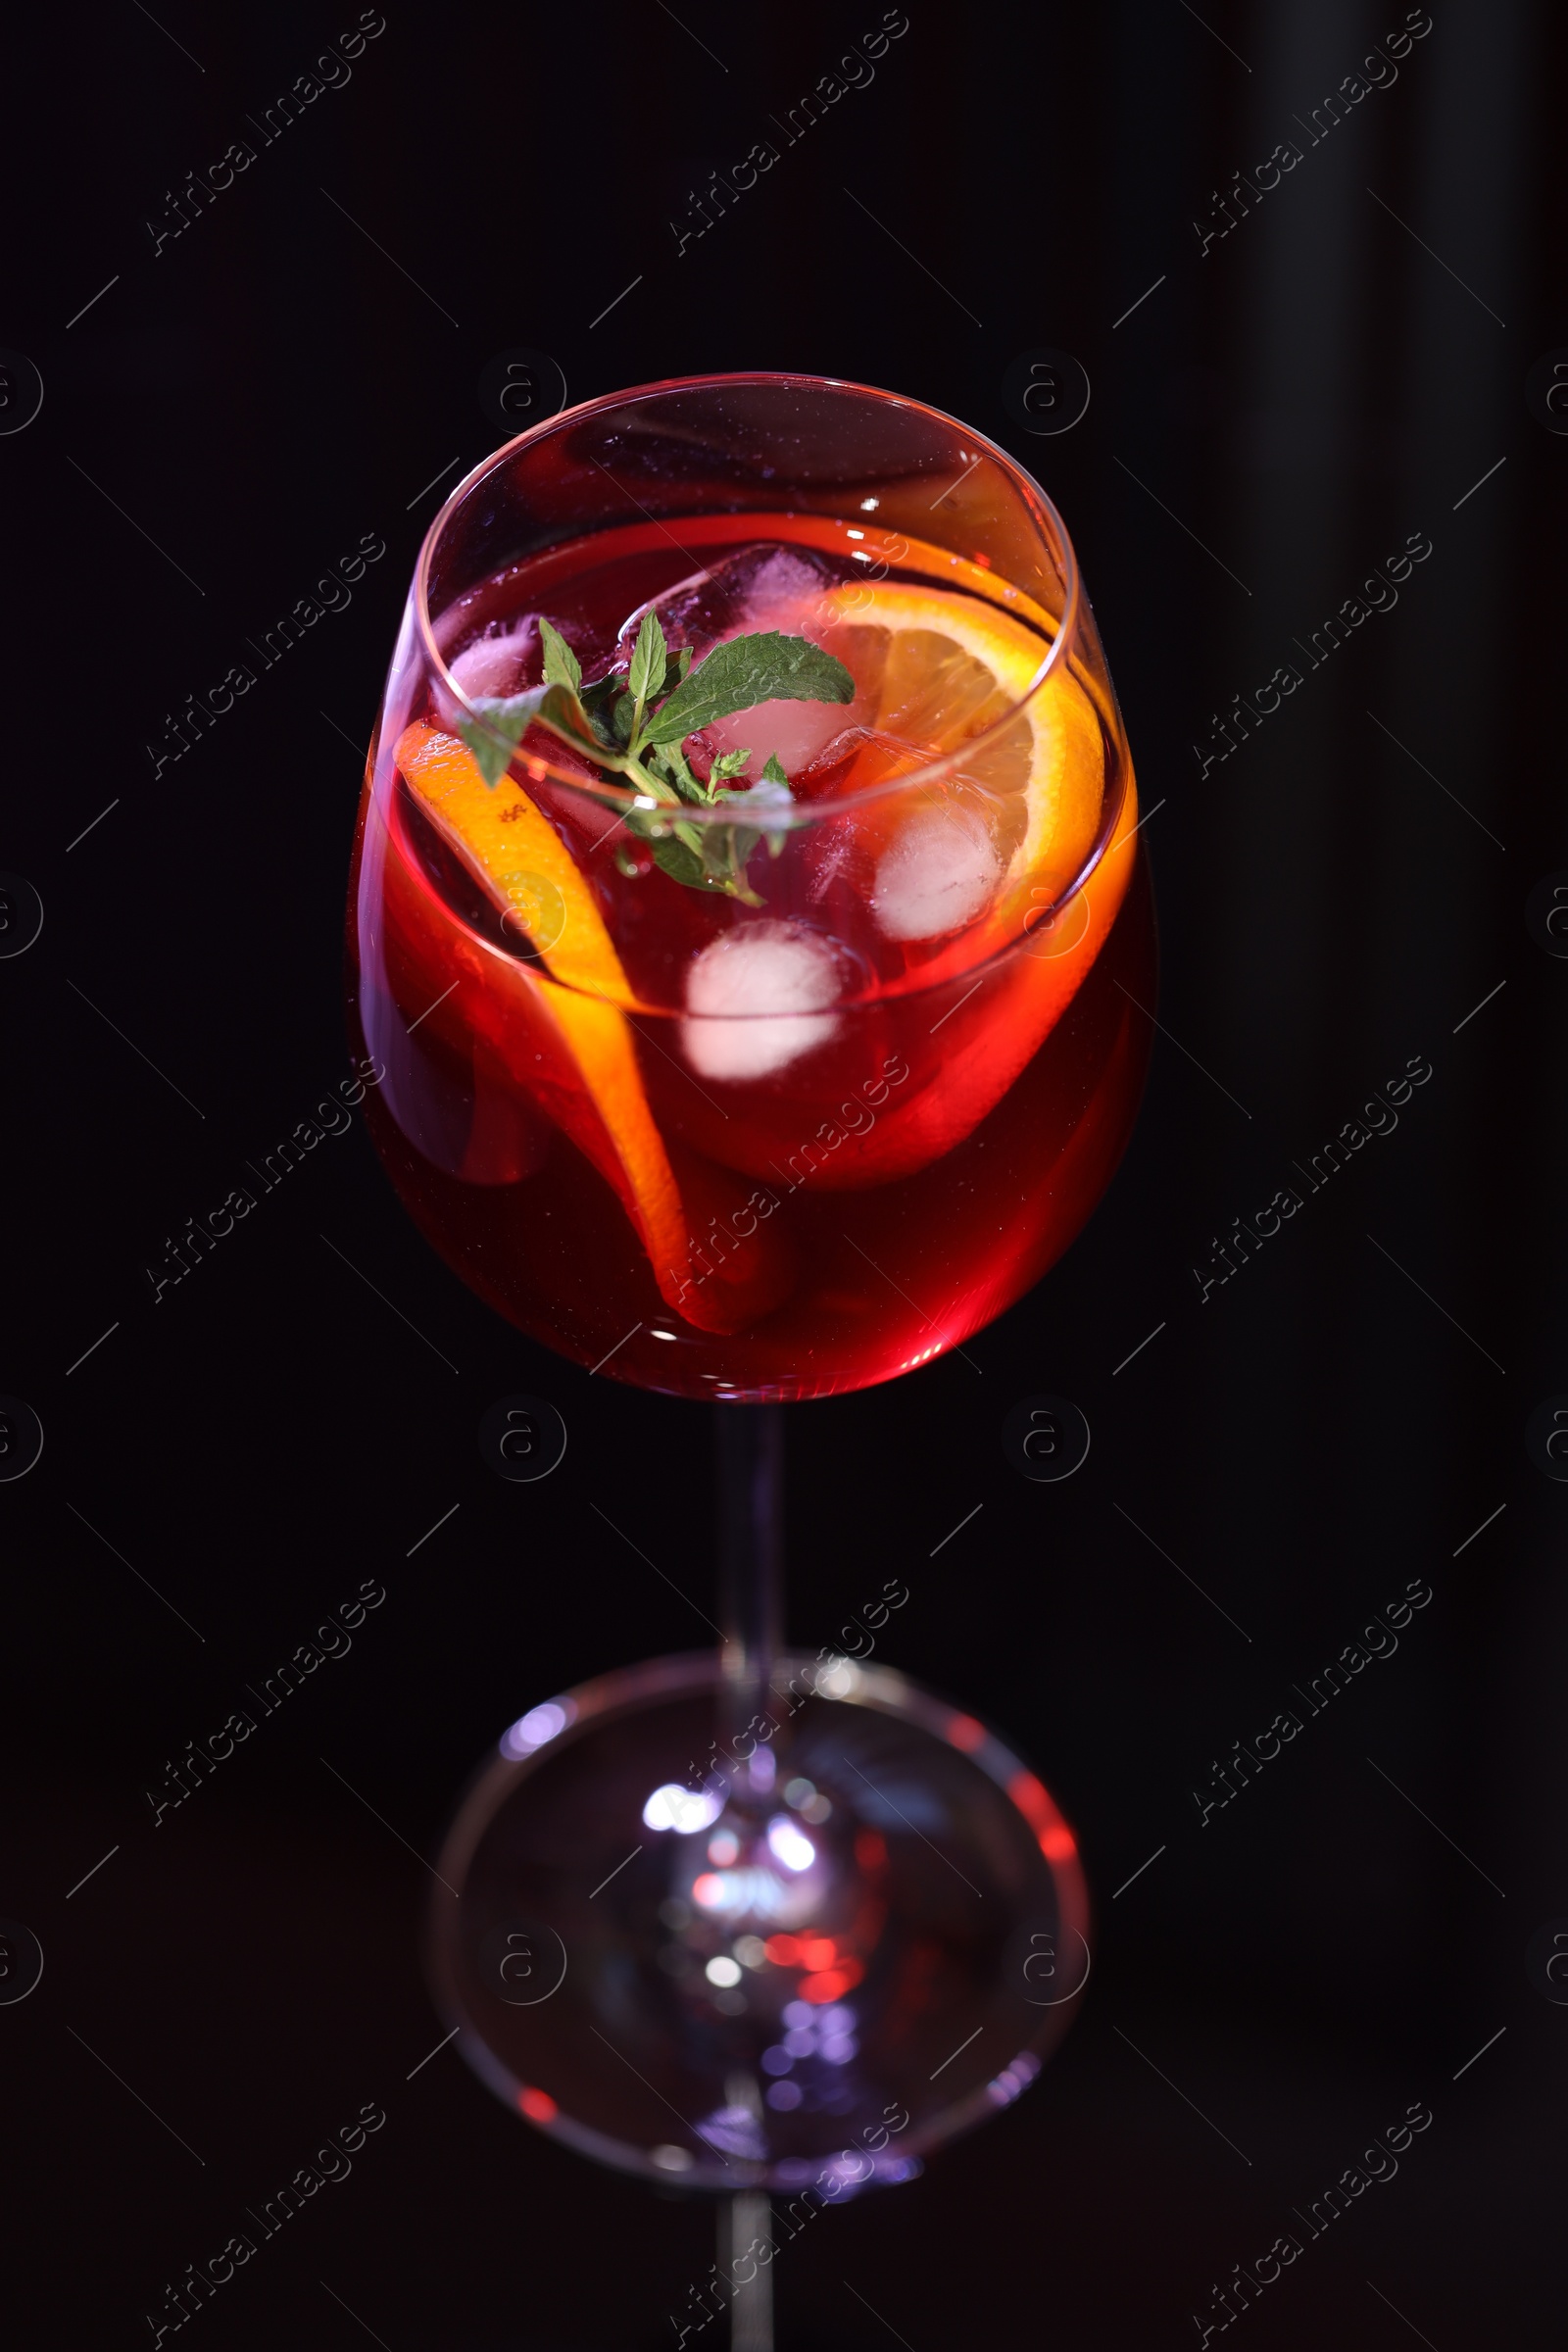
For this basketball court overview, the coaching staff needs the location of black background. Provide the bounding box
[4,0,1564,2343]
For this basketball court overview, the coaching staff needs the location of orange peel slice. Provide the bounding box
[393,721,736,1329]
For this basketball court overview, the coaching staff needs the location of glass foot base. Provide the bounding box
[427,1649,1091,2192]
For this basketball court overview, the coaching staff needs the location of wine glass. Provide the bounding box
[345,373,1152,2340]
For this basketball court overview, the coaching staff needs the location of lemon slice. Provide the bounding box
[818,580,1106,927]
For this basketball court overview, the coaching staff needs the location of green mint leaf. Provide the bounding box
[709,747,752,783]
[703,820,765,905]
[627,610,667,708]
[577,674,622,750]
[729,764,793,857]
[747,770,793,858]
[649,741,703,802]
[458,713,523,789]
[711,824,760,874]
[651,835,704,890]
[647,812,761,904]
[675,646,693,682]
[536,679,604,752]
[538,617,581,694]
[611,691,636,744]
[458,688,545,787]
[460,680,609,786]
[644,631,854,747]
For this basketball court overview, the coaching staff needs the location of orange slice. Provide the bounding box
[817,580,1107,944]
[394,722,764,1333]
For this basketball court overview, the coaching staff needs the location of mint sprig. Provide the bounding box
[456,610,854,903]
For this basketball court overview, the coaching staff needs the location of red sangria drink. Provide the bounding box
[348,377,1153,1400]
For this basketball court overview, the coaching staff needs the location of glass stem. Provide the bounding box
[716,1403,785,1749]
[723,2191,773,2352]
[716,1410,782,2349]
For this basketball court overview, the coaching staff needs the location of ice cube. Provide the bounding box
[871,809,1002,941]
[681,921,842,1082]
[793,726,875,789]
[618,544,839,663]
[698,697,853,781]
[622,547,861,784]
[800,817,874,907]
[449,618,538,699]
[730,546,839,633]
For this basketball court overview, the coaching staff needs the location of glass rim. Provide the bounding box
[413,372,1124,913]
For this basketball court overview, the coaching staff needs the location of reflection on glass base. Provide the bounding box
[427,1651,1092,2193]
